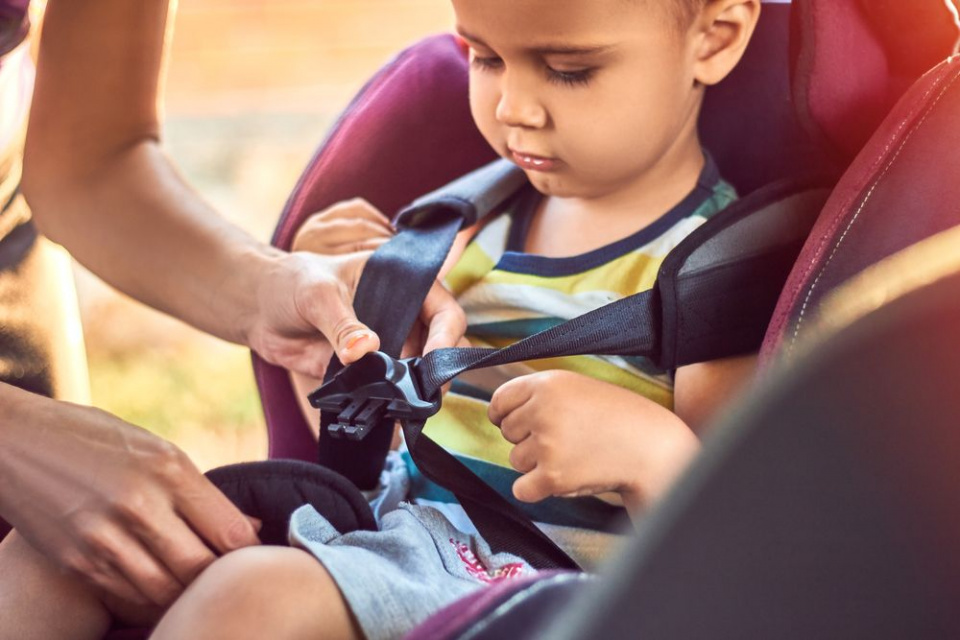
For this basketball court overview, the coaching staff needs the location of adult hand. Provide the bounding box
[252,198,467,382]
[0,385,261,609]
[487,370,700,513]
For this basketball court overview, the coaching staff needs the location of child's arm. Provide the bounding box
[673,354,758,435]
[488,371,701,516]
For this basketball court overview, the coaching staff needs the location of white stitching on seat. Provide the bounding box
[776,61,952,354]
[788,62,960,354]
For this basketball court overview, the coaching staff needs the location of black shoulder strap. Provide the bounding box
[316,160,528,489]
[316,159,829,569]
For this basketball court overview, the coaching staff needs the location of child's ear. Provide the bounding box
[691,0,762,87]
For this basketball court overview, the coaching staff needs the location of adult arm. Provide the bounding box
[21,0,378,374]
[10,0,361,607]
[11,0,465,606]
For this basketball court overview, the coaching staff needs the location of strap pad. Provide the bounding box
[658,181,830,369]
[206,460,376,546]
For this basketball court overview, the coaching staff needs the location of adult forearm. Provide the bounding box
[20,0,411,374]
[27,139,280,345]
[21,0,275,344]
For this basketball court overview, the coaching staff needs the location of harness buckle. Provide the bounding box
[308,352,441,441]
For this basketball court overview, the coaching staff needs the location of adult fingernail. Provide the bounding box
[344,331,371,351]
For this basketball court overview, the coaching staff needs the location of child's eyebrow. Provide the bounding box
[456,27,614,56]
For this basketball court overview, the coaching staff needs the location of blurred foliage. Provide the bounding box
[88,345,261,441]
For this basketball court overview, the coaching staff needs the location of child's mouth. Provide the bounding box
[509,149,559,172]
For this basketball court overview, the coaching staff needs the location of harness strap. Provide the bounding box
[317,161,528,488]
[317,158,829,570]
[400,293,659,570]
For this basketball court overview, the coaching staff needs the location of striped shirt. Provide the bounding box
[405,154,737,564]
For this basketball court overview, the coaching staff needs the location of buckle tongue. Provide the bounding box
[308,352,441,441]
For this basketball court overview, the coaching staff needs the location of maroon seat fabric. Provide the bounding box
[790,0,959,162]
[762,55,960,362]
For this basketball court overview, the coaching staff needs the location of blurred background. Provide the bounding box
[74,0,455,470]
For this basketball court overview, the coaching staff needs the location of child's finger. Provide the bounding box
[507,438,537,474]
[294,219,393,254]
[319,236,391,256]
[497,408,532,445]
[512,469,552,503]
[311,197,394,231]
[421,281,467,354]
[321,216,394,240]
[488,377,534,427]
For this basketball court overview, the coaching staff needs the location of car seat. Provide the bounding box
[253,0,841,466]
[250,0,953,546]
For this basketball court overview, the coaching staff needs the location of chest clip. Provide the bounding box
[308,352,441,441]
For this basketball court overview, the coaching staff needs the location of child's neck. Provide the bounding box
[523,137,706,258]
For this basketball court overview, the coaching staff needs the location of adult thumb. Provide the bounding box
[300,282,380,364]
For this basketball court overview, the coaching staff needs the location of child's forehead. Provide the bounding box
[452,0,669,47]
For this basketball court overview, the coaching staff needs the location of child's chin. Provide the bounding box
[527,172,587,199]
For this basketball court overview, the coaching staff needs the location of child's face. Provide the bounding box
[453,0,704,200]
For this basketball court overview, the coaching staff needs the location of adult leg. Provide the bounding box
[0,530,110,640]
[150,546,362,640]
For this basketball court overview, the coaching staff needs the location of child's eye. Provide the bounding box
[547,67,595,88]
[470,54,504,72]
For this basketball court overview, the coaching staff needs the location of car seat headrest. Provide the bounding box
[762,55,960,364]
[792,0,959,159]
[699,0,840,194]
[859,0,960,77]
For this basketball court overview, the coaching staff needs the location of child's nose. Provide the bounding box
[495,74,547,129]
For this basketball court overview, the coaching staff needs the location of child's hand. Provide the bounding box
[293,197,395,256]
[488,370,700,513]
